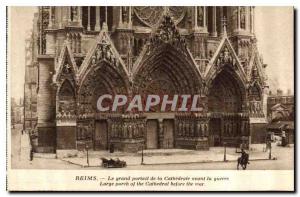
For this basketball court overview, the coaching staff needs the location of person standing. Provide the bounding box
[281,130,287,147]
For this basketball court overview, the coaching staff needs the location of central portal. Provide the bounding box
[94,120,108,150]
[163,119,174,148]
[146,120,158,149]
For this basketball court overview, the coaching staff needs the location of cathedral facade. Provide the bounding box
[24,6,268,155]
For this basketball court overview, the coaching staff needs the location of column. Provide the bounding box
[78,6,82,26]
[105,6,108,24]
[63,7,68,25]
[68,6,72,22]
[203,7,207,28]
[128,6,132,28]
[246,7,250,31]
[48,7,52,28]
[59,7,63,28]
[251,7,254,34]
[119,6,123,27]
[220,7,223,35]
[102,6,108,30]
[194,6,198,29]
[95,7,100,31]
[237,6,241,31]
[87,6,91,31]
[212,6,217,37]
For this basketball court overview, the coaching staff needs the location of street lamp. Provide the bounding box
[269,142,272,160]
[141,144,144,165]
[86,143,89,167]
[224,142,227,162]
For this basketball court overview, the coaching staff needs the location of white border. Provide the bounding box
[1,0,298,196]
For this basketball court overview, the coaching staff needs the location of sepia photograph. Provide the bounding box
[7,5,294,191]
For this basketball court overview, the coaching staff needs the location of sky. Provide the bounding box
[8,6,294,100]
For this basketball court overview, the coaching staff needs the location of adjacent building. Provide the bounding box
[267,89,294,143]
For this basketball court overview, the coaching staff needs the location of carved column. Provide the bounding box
[59,7,63,28]
[203,6,207,28]
[68,6,72,23]
[128,6,132,28]
[95,7,100,31]
[211,6,217,37]
[105,6,108,24]
[219,7,224,35]
[102,6,108,30]
[194,6,198,29]
[78,6,82,26]
[87,6,91,31]
[119,6,123,27]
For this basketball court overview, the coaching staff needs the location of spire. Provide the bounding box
[221,16,227,37]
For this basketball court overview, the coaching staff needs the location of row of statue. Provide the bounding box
[223,120,249,136]
[110,121,145,139]
[176,121,209,137]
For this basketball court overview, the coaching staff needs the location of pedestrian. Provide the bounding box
[281,130,287,147]
[109,143,114,153]
[29,148,33,161]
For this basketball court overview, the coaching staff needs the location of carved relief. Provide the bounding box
[215,46,236,67]
[90,41,119,69]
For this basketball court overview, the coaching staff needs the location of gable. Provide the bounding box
[53,42,78,83]
[248,49,265,85]
[132,12,202,79]
[204,36,247,89]
[78,30,129,81]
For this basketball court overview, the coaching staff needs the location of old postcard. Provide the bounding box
[7,6,294,191]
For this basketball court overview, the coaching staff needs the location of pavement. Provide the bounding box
[61,143,285,168]
[11,124,293,170]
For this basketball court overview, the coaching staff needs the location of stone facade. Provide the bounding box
[267,89,294,121]
[24,6,268,154]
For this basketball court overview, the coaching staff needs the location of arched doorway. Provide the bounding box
[133,43,202,149]
[78,61,129,150]
[208,68,246,147]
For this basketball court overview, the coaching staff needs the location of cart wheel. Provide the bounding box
[103,163,108,168]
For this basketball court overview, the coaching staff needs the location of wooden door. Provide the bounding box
[146,120,158,149]
[94,120,108,150]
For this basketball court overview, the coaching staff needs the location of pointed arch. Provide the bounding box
[207,67,247,113]
[133,43,202,95]
[204,36,248,94]
[78,29,129,81]
[132,13,203,96]
[56,78,77,117]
